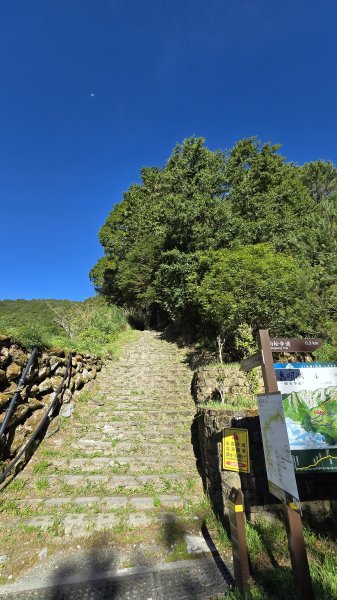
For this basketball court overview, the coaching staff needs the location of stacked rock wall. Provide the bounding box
[0,339,102,460]
[191,366,264,406]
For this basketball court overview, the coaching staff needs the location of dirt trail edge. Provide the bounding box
[0,330,232,599]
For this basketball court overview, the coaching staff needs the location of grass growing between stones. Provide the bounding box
[31,460,51,475]
[0,329,213,590]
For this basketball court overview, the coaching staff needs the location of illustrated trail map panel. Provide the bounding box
[275,362,337,472]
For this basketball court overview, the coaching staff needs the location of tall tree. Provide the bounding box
[91,136,336,352]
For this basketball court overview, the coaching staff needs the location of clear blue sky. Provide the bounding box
[1,0,337,301]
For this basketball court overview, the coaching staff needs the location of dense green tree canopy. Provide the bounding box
[90,137,337,356]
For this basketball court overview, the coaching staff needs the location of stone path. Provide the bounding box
[0,331,231,598]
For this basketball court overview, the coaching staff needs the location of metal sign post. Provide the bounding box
[228,487,250,597]
[257,330,315,600]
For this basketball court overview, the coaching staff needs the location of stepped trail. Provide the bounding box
[0,330,231,598]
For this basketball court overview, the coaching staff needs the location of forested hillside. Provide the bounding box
[90,137,337,358]
[0,298,128,355]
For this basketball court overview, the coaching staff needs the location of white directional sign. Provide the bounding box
[258,392,300,507]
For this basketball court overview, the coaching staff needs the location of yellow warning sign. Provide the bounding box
[223,428,250,473]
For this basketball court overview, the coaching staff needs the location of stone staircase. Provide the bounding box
[0,330,230,598]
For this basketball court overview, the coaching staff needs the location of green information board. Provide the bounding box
[275,362,337,472]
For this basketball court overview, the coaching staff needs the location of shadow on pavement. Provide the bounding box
[3,523,232,600]
[47,539,118,600]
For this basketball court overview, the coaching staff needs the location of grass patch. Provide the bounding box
[0,499,20,516]
[35,477,49,491]
[199,395,258,411]
[212,512,337,600]
[174,495,337,599]
[8,478,26,493]
[166,540,190,562]
[32,460,50,475]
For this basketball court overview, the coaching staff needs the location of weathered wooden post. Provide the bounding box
[227,487,250,597]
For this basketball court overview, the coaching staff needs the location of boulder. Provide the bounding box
[0,347,10,368]
[60,402,75,418]
[55,365,67,376]
[41,352,50,365]
[38,378,53,393]
[1,399,43,429]
[0,392,11,409]
[81,369,90,382]
[9,346,27,367]
[19,385,29,400]
[0,383,17,407]
[8,429,26,455]
[25,365,39,383]
[50,356,64,372]
[74,374,84,390]
[62,389,72,404]
[40,392,56,408]
[27,384,39,396]
[38,366,51,380]
[24,409,45,432]
[6,363,21,382]
[46,415,62,438]
[87,367,97,380]
[51,376,63,391]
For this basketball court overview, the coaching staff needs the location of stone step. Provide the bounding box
[71,440,191,452]
[95,410,195,417]
[67,445,196,458]
[102,393,193,398]
[93,400,193,407]
[16,494,186,511]
[76,421,191,431]
[93,382,190,387]
[31,457,196,472]
[21,473,197,491]
[72,427,190,439]
[101,388,191,394]
[103,380,191,383]
[1,510,199,537]
[77,404,193,414]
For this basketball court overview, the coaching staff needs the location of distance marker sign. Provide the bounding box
[223,428,250,473]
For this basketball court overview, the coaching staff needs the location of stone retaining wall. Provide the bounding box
[0,339,102,461]
[191,366,263,406]
[195,407,337,521]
